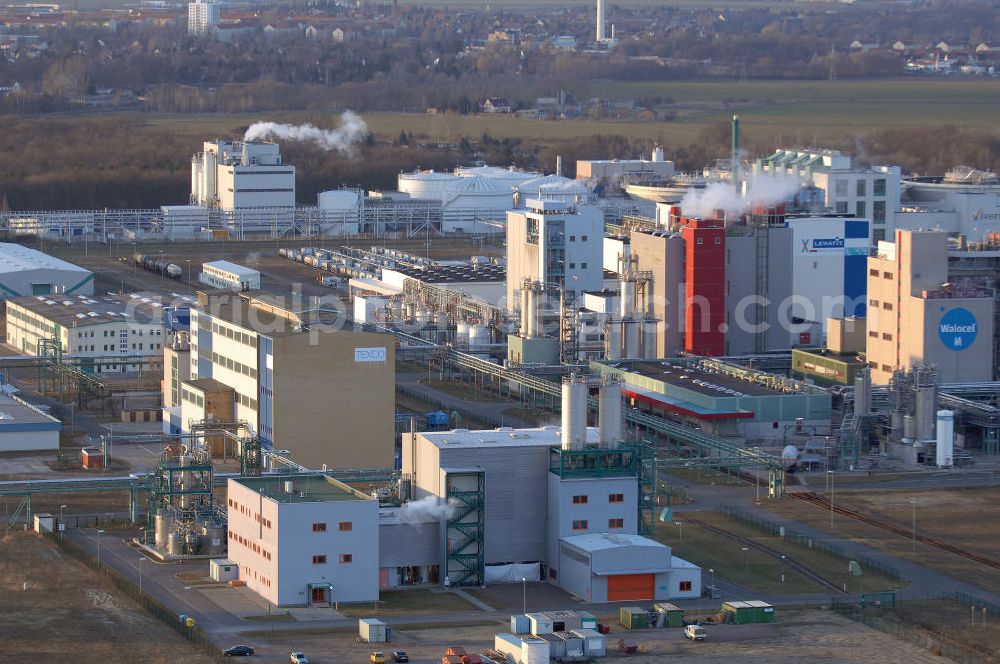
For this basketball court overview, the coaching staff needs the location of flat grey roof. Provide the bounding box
[612,360,782,397]
[7,291,182,327]
[203,260,260,278]
[418,426,600,450]
[233,474,370,504]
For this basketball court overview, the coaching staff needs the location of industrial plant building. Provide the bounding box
[867,229,994,384]
[897,167,1000,243]
[0,243,93,298]
[226,474,379,606]
[5,292,173,372]
[173,291,396,469]
[0,393,61,452]
[190,140,295,224]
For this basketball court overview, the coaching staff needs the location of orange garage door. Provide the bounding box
[607,573,655,601]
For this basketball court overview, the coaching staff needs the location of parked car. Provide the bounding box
[222,645,255,656]
[371,652,386,664]
[685,625,707,641]
[290,653,309,664]
[391,652,410,663]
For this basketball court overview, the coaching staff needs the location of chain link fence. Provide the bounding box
[46,532,227,662]
[716,503,903,581]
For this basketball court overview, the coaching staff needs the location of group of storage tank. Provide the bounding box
[153,509,226,557]
[455,322,491,349]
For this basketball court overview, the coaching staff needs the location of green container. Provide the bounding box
[619,607,649,630]
[722,600,775,624]
[654,603,684,628]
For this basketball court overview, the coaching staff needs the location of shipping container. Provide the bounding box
[571,629,606,657]
[619,606,649,630]
[577,611,598,630]
[653,603,684,628]
[510,614,530,635]
[722,600,775,624]
[359,618,388,643]
[539,633,564,659]
[543,610,582,632]
[526,612,553,635]
[554,632,584,658]
[494,634,521,663]
[521,638,548,664]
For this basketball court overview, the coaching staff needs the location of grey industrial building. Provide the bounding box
[0,243,93,298]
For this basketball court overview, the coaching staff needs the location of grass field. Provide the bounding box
[652,511,901,596]
[766,487,1000,596]
[0,531,213,663]
[88,77,1000,152]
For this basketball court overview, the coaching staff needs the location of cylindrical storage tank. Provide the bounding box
[469,324,490,349]
[641,320,657,359]
[204,525,226,555]
[624,318,640,358]
[561,375,588,450]
[916,386,937,441]
[854,369,870,415]
[598,378,623,448]
[936,410,954,468]
[903,414,916,441]
[154,512,174,550]
[522,288,535,338]
[167,531,181,556]
[455,322,471,348]
[606,318,622,360]
[620,279,635,318]
[397,170,461,200]
[521,637,549,664]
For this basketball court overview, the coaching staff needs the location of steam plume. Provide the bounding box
[679,173,803,218]
[399,496,458,524]
[244,112,368,155]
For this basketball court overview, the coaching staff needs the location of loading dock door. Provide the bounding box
[607,573,654,601]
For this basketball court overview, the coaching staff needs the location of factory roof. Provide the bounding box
[607,360,784,397]
[418,426,601,450]
[0,243,90,275]
[384,264,505,284]
[7,291,186,327]
[562,532,668,553]
[233,474,370,504]
[0,393,61,432]
[184,377,232,394]
[203,260,260,278]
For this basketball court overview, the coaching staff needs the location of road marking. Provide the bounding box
[139,446,158,457]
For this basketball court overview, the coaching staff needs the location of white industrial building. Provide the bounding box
[187,0,219,35]
[5,292,170,372]
[0,244,93,298]
[754,149,900,244]
[513,175,590,208]
[317,190,362,236]
[0,393,61,452]
[191,141,295,213]
[576,148,675,194]
[226,474,379,606]
[199,260,260,291]
[896,168,1000,243]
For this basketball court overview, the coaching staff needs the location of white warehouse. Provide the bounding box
[191,140,295,212]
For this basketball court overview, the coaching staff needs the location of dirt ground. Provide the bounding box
[767,487,1000,596]
[0,530,214,663]
[234,609,947,664]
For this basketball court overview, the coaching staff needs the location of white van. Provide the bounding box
[684,625,707,641]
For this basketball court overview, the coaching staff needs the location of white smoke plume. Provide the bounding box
[679,173,804,219]
[244,112,368,155]
[398,496,459,524]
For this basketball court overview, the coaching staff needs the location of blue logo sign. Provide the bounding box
[801,237,845,253]
[938,307,978,351]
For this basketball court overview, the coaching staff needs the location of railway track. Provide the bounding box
[793,492,1000,570]
[684,515,845,593]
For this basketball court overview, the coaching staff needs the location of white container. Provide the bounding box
[526,612,554,635]
[571,629,606,657]
[494,633,521,662]
[359,618,387,643]
[521,637,549,664]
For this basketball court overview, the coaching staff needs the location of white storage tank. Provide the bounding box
[398,170,461,199]
[468,324,490,349]
[455,321,471,348]
[936,409,954,468]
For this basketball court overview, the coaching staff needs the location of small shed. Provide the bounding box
[81,447,104,469]
[577,611,598,630]
[554,631,584,658]
[543,610,583,632]
[527,611,554,635]
[33,513,54,533]
[619,606,649,630]
[510,614,530,634]
[209,558,239,582]
[494,634,521,663]
[359,617,388,643]
[654,602,684,628]
[722,600,775,624]
[539,633,565,659]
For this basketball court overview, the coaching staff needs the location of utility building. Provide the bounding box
[191,141,295,212]
[0,244,93,298]
[867,229,994,384]
[183,292,395,469]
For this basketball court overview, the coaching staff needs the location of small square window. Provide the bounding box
[608,518,624,529]
[572,495,588,504]
[338,521,352,531]
[679,581,692,592]
[312,523,326,532]
[339,553,353,564]
[572,520,588,531]
[312,555,327,564]
[609,493,624,503]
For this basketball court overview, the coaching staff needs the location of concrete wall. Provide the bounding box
[630,230,685,357]
[0,428,59,452]
[546,474,638,581]
[227,479,282,605]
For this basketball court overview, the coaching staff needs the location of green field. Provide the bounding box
[126,78,1000,150]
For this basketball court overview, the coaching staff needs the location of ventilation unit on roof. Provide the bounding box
[87,312,99,317]
[62,301,73,306]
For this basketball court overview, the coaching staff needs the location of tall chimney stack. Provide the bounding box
[596,0,606,42]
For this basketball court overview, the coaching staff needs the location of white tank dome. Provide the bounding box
[318,189,360,209]
[454,165,541,186]
[781,444,799,460]
[398,169,462,199]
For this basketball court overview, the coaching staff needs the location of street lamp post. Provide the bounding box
[708,568,715,598]
[674,521,683,553]
[828,470,835,528]
[138,557,145,598]
[741,546,749,583]
[780,555,786,584]
[97,529,106,567]
[186,259,191,288]
[59,504,67,540]
[522,577,527,615]
[911,497,916,559]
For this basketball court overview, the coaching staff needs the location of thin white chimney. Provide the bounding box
[596,0,606,42]
[561,374,588,450]
[598,378,623,448]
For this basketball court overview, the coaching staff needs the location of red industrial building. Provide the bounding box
[680,217,726,356]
